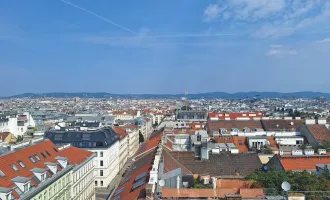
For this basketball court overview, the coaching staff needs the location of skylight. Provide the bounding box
[45,150,51,156]
[34,154,41,161]
[40,152,46,158]
[0,170,6,178]
[29,156,36,163]
[11,164,19,171]
[18,161,26,168]
[53,148,58,152]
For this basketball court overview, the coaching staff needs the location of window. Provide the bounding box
[53,147,58,152]
[54,184,56,193]
[238,140,243,146]
[45,150,51,156]
[24,183,29,192]
[49,187,52,197]
[44,191,47,200]
[29,156,36,163]
[101,181,103,186]
[34,154,41,161]
[40,152,46,158]
[100,151,103,157]
[11,164,18,171]
[41,173,45,182]
[100,170,103,176]
[95,152,98,157]
[100,160,103,167]
[18,160,26,168]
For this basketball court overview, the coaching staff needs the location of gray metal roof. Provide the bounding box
[30,168,48,173]
[11,176,31,183]
[44,162,57,166]
[0,187,12,193]
[45,128,118,148]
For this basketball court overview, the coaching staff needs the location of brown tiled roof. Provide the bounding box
[0,140,93,198]
[208,120,263,132]
[170,151,262,178]
[307,124,330,142]
[261,119,303,131]
[162,148,192,174]
[0,132,11,140]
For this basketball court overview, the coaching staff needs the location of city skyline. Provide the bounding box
[1,0,330,96]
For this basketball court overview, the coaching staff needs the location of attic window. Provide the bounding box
[40,152,46,158]
[53,148,58,152]
[45,151,51,156]
[11,164,19,171]
[33,154,41,161]
[18,161,26,168]
[29,156,36,163]
[0,170,6,178]
[238,140,243,146]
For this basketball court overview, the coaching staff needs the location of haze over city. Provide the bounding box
[1,0,330,96]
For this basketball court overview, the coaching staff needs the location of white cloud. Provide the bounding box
[203,0,330,38]
[203,4,224,22]
[266,45,297,56]
[314,38,330,43]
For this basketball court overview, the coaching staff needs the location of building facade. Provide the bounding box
[45,128,119,188]
[0,139,95,200]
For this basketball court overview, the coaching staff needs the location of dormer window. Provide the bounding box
[18,161,26,168]
[29,156,36,163]
[11,164,18,171]
[231,128,239,132]
[24,183,30,192]
[243,127,250,132]
[41,173,46,182]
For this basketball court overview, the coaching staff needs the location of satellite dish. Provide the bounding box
[263,165,268,172]
[159,179,165,187]
[281,181,291,191]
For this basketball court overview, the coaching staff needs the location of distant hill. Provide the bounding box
[1,91,330,99]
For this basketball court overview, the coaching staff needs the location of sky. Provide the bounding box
[1,0,330,96]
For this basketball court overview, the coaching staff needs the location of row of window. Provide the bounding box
[9,149,56,173]
[74,170,94,197]
[73,160,94,182]
[95,180,104,187]
[33,174,70,200]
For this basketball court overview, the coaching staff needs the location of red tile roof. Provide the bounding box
[233,137,249,152]
[306,124,330,143]
[216,179,254,190]
[0,132,11,140]
[0,140,93,197]
[113,127,127,140]
[161,188,264,198]
[278,155,330,171]
[122,124,139,129]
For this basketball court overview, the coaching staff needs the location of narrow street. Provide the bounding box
[95,159,133,200]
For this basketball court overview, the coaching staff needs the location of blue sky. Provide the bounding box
[1,0,330,96]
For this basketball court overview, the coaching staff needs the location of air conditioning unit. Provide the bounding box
[304,149,314,155]
[318,149,326,155]
[203,177,209,185]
